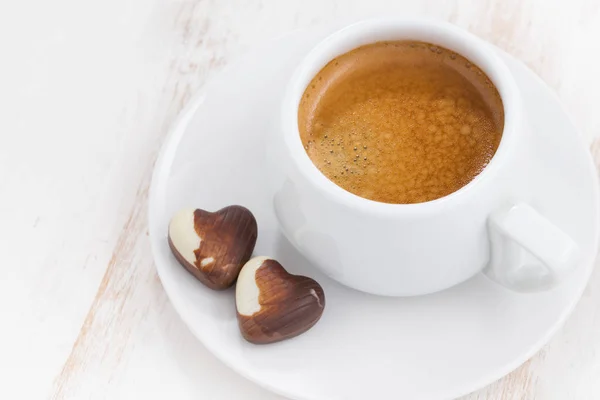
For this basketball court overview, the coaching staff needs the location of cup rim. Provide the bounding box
[281,17,521,217]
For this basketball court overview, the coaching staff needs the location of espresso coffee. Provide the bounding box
[298,41,504,204]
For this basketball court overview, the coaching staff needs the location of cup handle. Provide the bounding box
[485,203,580,292]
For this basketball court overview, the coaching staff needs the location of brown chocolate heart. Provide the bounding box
[168,206,257,290]
[235,256,325,344]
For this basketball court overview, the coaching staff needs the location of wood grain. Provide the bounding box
[1,0,599,399]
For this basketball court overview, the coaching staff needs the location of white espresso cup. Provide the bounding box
[266,18,580,296]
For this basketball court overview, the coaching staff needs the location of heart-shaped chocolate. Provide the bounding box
[235,256,325,344]
[168,206,258,290]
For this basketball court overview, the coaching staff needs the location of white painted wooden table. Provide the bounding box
[1,0,600,398]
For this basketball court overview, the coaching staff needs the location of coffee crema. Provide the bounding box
[298,41,504,204]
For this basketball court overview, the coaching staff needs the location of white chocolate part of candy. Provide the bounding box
[236,256,269,316]
[169,208,202,267]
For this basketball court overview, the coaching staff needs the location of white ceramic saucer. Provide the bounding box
[148,26,599,400]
